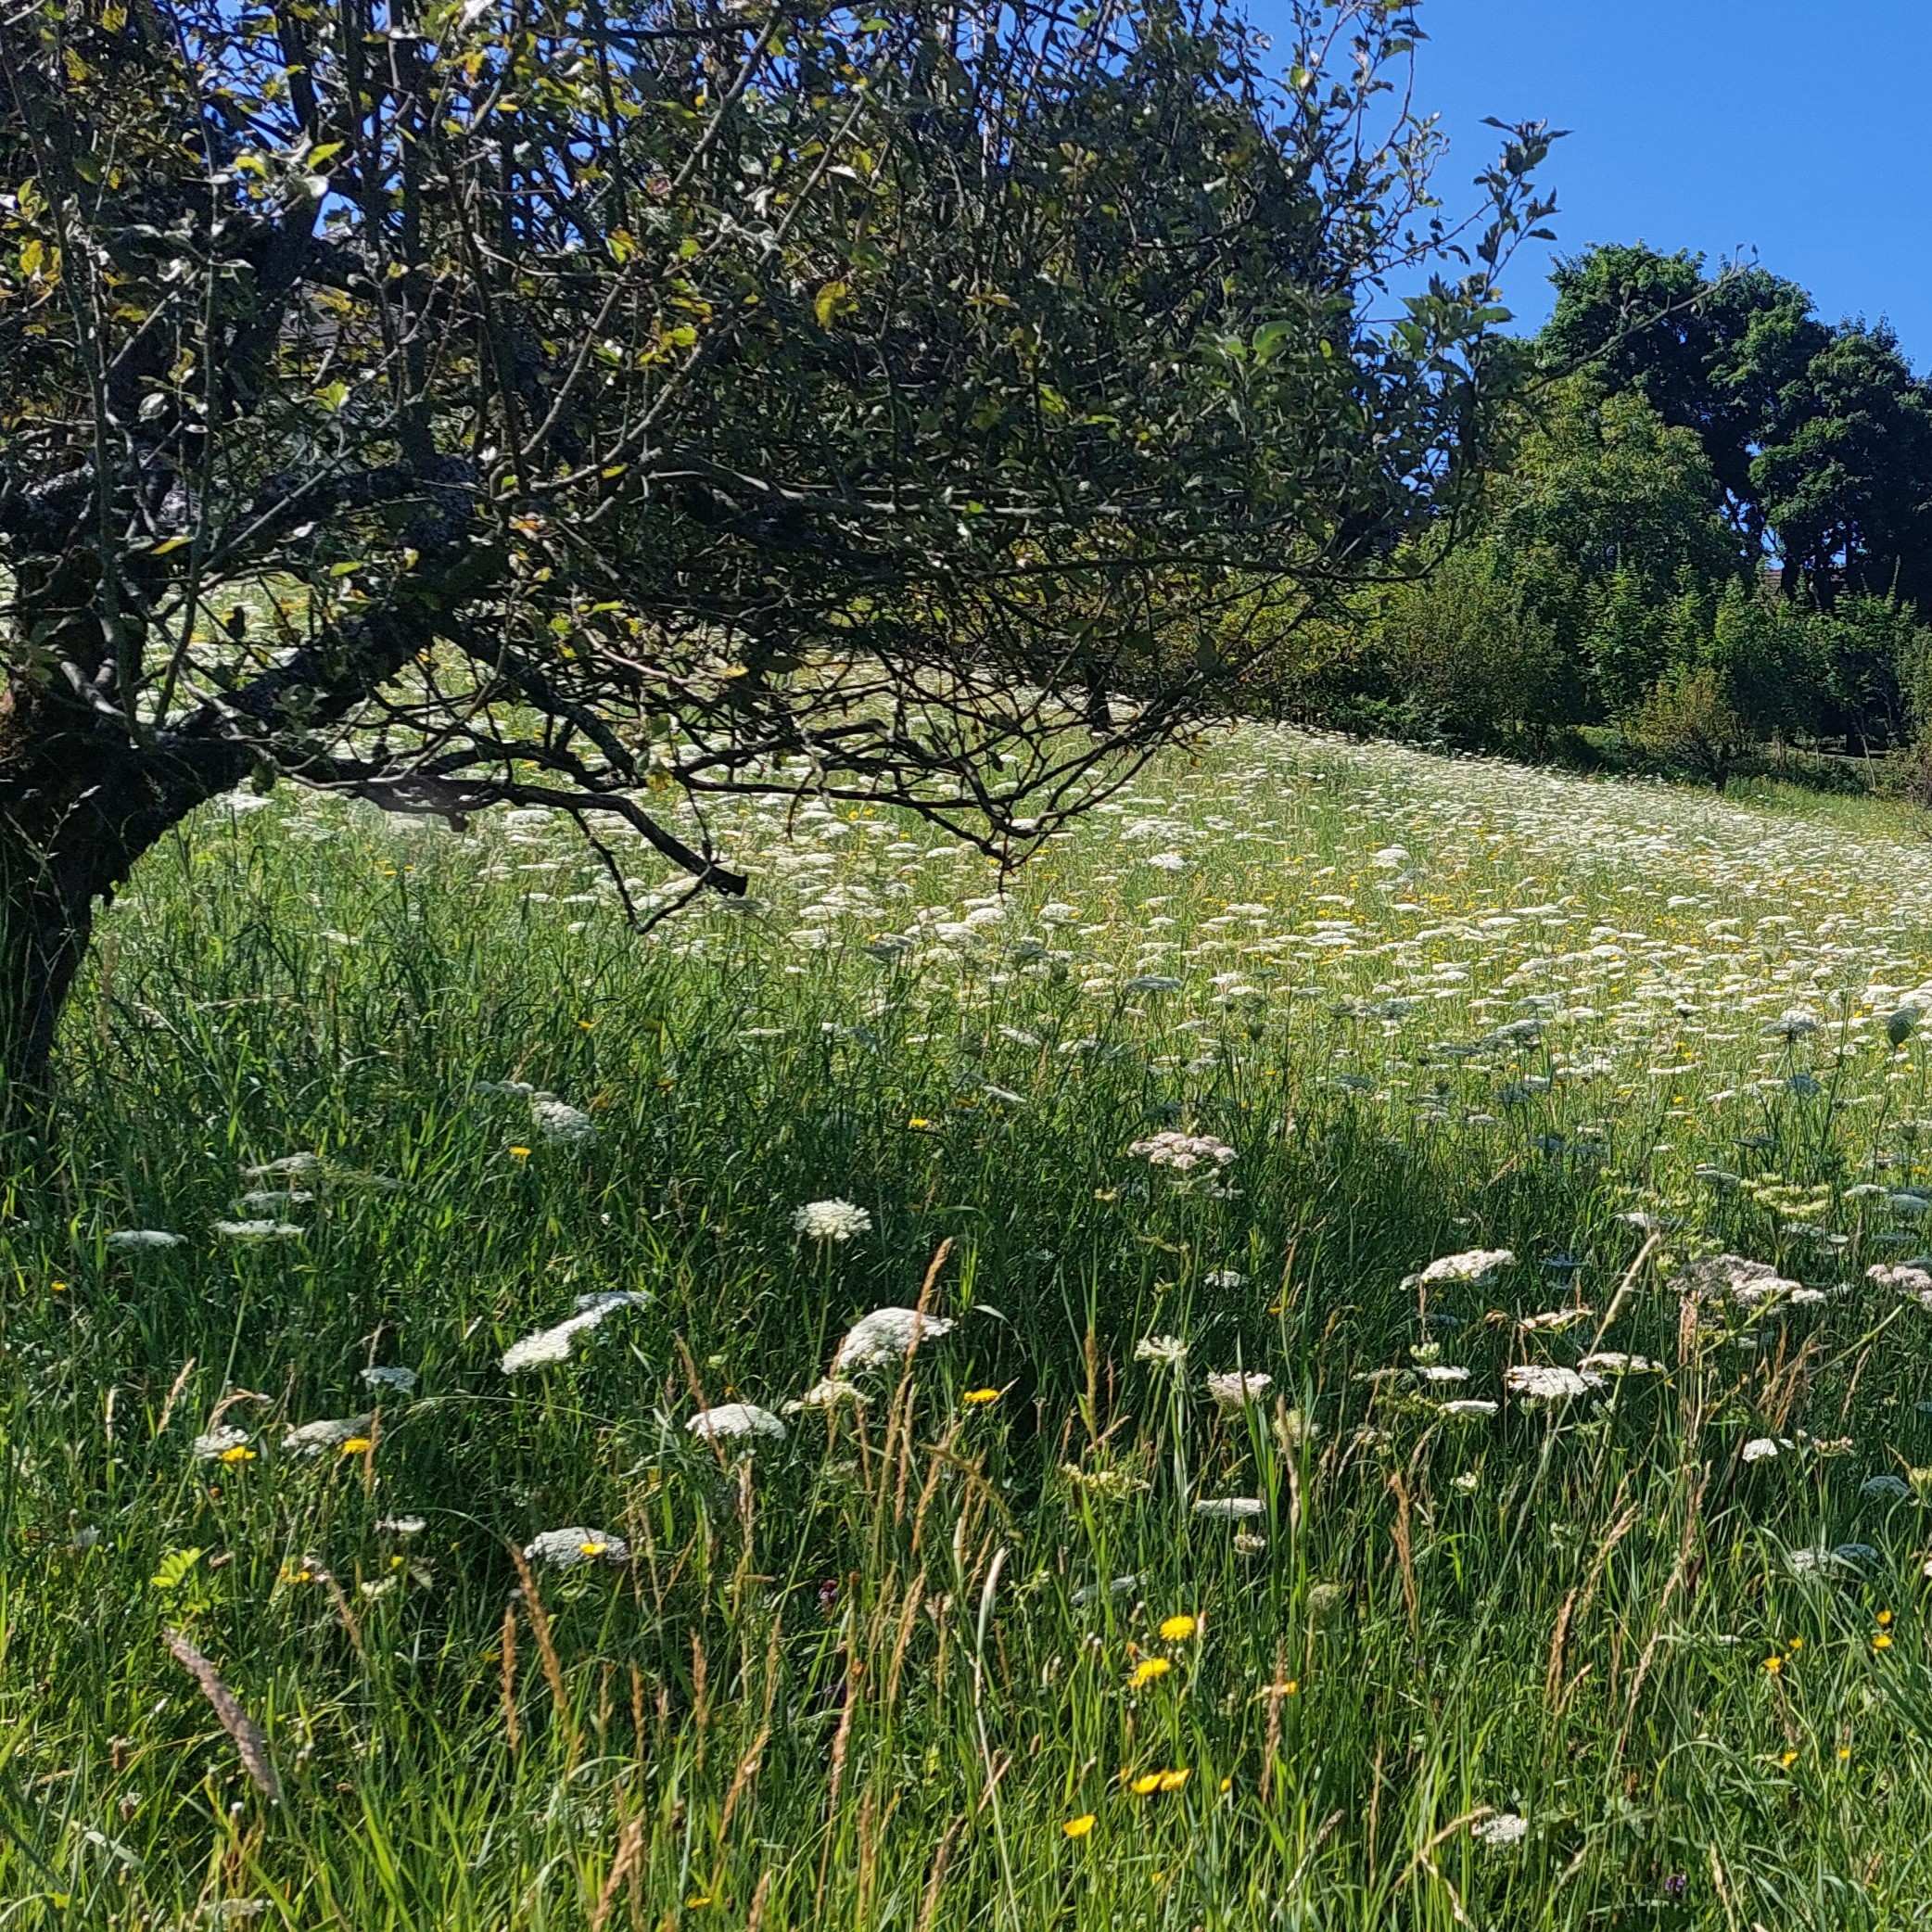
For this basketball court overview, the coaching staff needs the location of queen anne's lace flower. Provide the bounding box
[784,1378,866,1414]
[1203,1268,1246,1289]
[832,1306,954,1373]
[1473,1813,1529,1849]
[1741,1436,1788,1463]
[361,1366,419,1393]
[285,1415,373,1456]
[793,1199,873,1243]
[530,1096,598,1147]
[1205,1370,1273,1410]
[501,1290,649,1374]
[1191,1495,1264,1519]
[1134,1333,1188,1369]
[106,1228,184,1252]
[523,1527,629,1567]
[1439,1398,1500,1418]
[1671,1254,1802,1307]
[1128,1132,1235,1171]
[687,1403,786,1443]
[214,1219,304,1239]
[191,1426,251,1459]
[1504,1364,1603,1403]
[1417,1248,1514,1286]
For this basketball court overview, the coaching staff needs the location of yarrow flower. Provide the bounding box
[500,1290,649,1374]
[1128,1131,1236,1171]
[831,1305,954,1373]
[106,1229,184,1252]
[523,1527,629,1568]
[793,1199,873,1243]
[1205,1370,1273,1410]
[686,1403,786,1444]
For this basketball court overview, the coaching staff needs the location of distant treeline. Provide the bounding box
[1259,245,1932,788]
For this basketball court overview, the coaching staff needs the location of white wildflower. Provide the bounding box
[523,1527,629,1567]
[1203,1268,1246,1289]
[687,1403,786,1443]
[105,1229,184,1252]
[285,1415,373,1456]
[1473,1813,1529,1849]
[1504,1364,1602,1402]
[1417,1248,1514,1286]
[1145,851,1188,872]
[530,1096,598,1147]
[1037,902,1081,925]
[1439,1399,1500,1418]
[375,1515,426,1535]
[214,1219,304,1240]
[783,1378,866,1414]
[1134,1333,1189,1370]
[1417,1364,1472,1383]
[235,1189,314,1213]
[1578,1352,1660,1375]
[1191,1496,1265,1519]
[832,1305,955,1373]
[1741,1436,1788,1464]
[500,1290,649,1374]
[1671,1254,1803,1307]
[360,1366,419,1394]
[1205,1370,1273,1410]
[241,1153,323,1180]
[1519,1307,1592,1332]
[793,1199,874,1243]
[1128,1131,1236,1171]
[190,1426,251,1460]
[1234,1531,1267,1554]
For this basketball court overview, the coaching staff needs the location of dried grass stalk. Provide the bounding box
[162,1627,282,1804]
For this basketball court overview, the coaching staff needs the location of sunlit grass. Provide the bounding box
[9,729,1932,1926]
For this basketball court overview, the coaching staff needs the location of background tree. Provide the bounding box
[0,0,1552,1095]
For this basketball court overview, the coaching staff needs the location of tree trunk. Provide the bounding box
[0,705,241,1103]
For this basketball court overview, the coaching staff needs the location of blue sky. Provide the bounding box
[1246,0,1932,367]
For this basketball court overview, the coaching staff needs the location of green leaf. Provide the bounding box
[150,1547,203,1592]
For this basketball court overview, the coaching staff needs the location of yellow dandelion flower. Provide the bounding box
[1157,1769,1190,1792]
[508,1146,531,1160]
[1878,1608,1895,1628]
[962,1388,1001,1406]
[1874,1632,1893,1651]
[1787,1637,1802,1652]
[219,1444,255,1464]
[1129,1772,1163,1796]
[1130,1658,1172,1688]
[1159,1613,1199,1642]
[579,1541,610,1559]
[909,1118,932,1129]
[338,1437,373,1456]
[1062,1814,1095,1839]
[1763,1654,1783,1674]
[1218,1775,1232,1793]
[1837,1747,1851,1760]
[50,1281,66,1293]
[1780,1749,1799,1768]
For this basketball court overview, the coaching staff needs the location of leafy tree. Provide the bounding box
[1752,324,1932,607]
[1541,244,1828,545]
[1485,381,1747,714]
[0,0,1552,1093]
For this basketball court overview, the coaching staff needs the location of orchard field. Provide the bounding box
[14,730,1932,1928]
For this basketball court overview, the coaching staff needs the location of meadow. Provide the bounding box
[12,727,1932,1928]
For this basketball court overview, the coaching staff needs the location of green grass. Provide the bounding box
[12,729,1932,1927]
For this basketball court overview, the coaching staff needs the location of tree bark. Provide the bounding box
[0,703,242,1102]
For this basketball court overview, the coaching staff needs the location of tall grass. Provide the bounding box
[7,730,1932,1927]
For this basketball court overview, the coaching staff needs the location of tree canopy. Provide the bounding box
[0,0,1551,1089]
